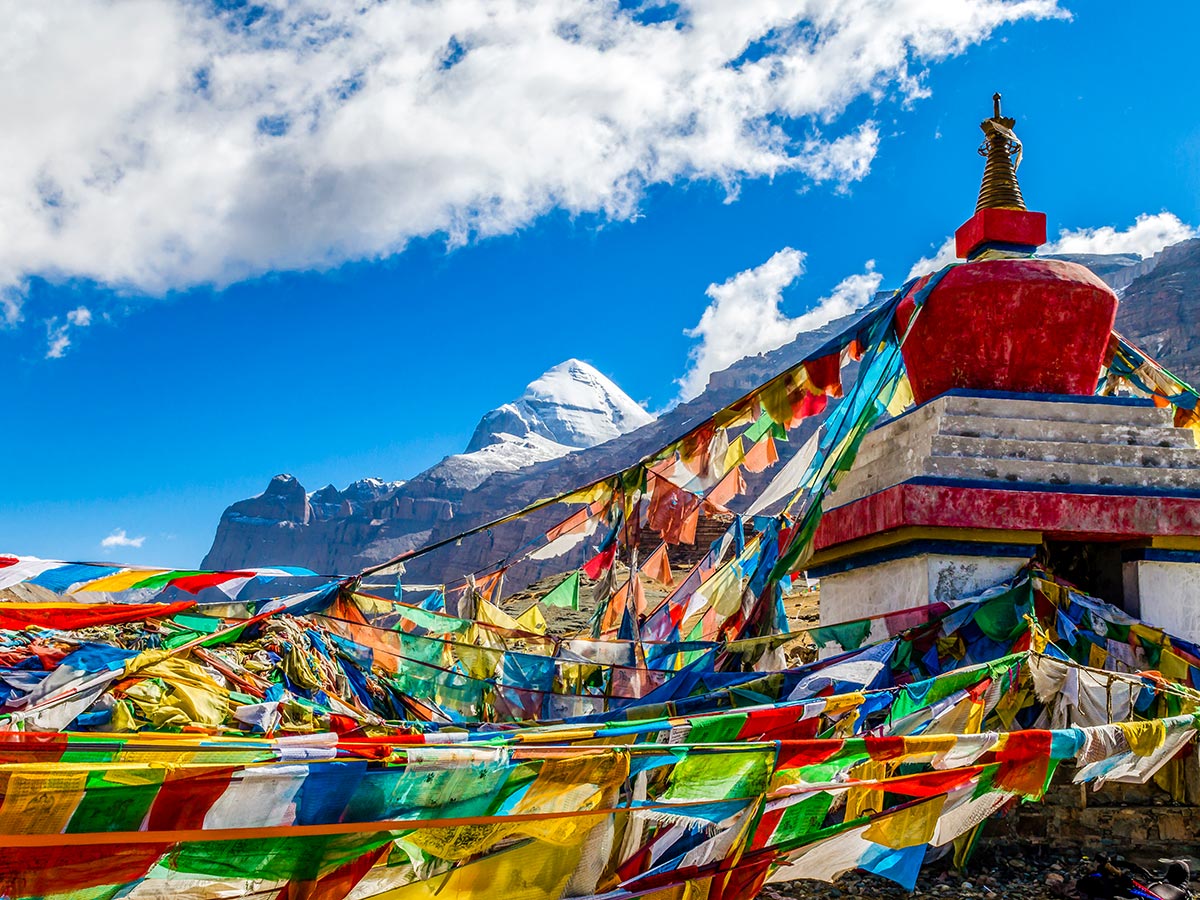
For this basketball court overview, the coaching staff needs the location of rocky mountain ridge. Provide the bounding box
[202,358,656,575]
[1112,238,1200,385]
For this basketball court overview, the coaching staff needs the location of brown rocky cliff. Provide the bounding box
[1113,238,1200,387]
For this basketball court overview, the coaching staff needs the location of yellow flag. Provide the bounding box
[516,603,548,635]
[380,836,583,900]
[886,374,914,417]
[864,794,947,849]
[476,599,525,632]
[1117,719,1167,757]
[0,770,87,834]
[1160,647,1190,683]
[723,436,747,472]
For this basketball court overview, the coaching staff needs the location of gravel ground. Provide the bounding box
[766,842,1198,899]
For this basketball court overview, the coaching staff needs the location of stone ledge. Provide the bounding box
[938,414,1194,450]
[929,434,1200,469]
[815,483,1200,551]
[935,392,1170,428]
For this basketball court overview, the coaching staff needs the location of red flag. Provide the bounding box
[805,351,843,397]
[583,544,616,579]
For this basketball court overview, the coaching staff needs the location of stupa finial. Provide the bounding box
[975,92,1026,212]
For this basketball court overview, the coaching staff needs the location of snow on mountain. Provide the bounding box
[431,359,654,490]
[466,359,654,452]
[424,433,581,492]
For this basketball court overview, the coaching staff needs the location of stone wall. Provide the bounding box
[987,761,1200,857]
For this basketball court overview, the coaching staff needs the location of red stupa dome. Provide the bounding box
[896,94,1119,405]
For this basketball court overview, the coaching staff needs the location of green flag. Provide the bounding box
[811,618,872,653]
[543,572,580,610]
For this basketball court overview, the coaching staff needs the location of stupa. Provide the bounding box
[809,94,1200,640]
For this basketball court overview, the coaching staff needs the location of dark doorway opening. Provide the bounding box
[1038,539,1126,608]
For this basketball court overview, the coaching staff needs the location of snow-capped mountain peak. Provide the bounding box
[466,359,653,453]
[204,358,655,566]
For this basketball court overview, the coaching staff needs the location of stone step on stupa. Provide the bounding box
[843,393,1182,473]
[829,390,1200,510]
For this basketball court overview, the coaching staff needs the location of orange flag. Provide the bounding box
[603,574,651,633]
[647,473,701,545]
[644,543,673,587]
[742,435,779,473]
[475,569,505,603]
[705,465,747,512]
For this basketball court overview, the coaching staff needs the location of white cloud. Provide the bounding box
[905,210,1198,283]
[678,249,882,399]
[101,528,145,549]
[44,305,92,358]
[1045,212,1197,259]
[680,248,807,399]
[0,0,1061,335]
[794,264,884,331]
[906,235,957,281]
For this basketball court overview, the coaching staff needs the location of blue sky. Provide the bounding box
[3,0,1198,567]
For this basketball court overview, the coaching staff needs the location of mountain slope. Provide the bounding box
[202,359,654,574]
[1110,238,1200,386]
[203,238,1200,581]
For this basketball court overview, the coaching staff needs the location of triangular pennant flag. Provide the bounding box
[515,603,547,634]
[618,600,636,641]
[631,574,648,616]
[543,571,580,610]
[644,543,674,587]
[602,579,631,633]
[475,569,505,603]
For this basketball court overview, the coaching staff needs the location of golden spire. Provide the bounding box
[975,92,1026,212]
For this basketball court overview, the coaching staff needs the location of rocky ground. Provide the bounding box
[767,842,1200,899]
